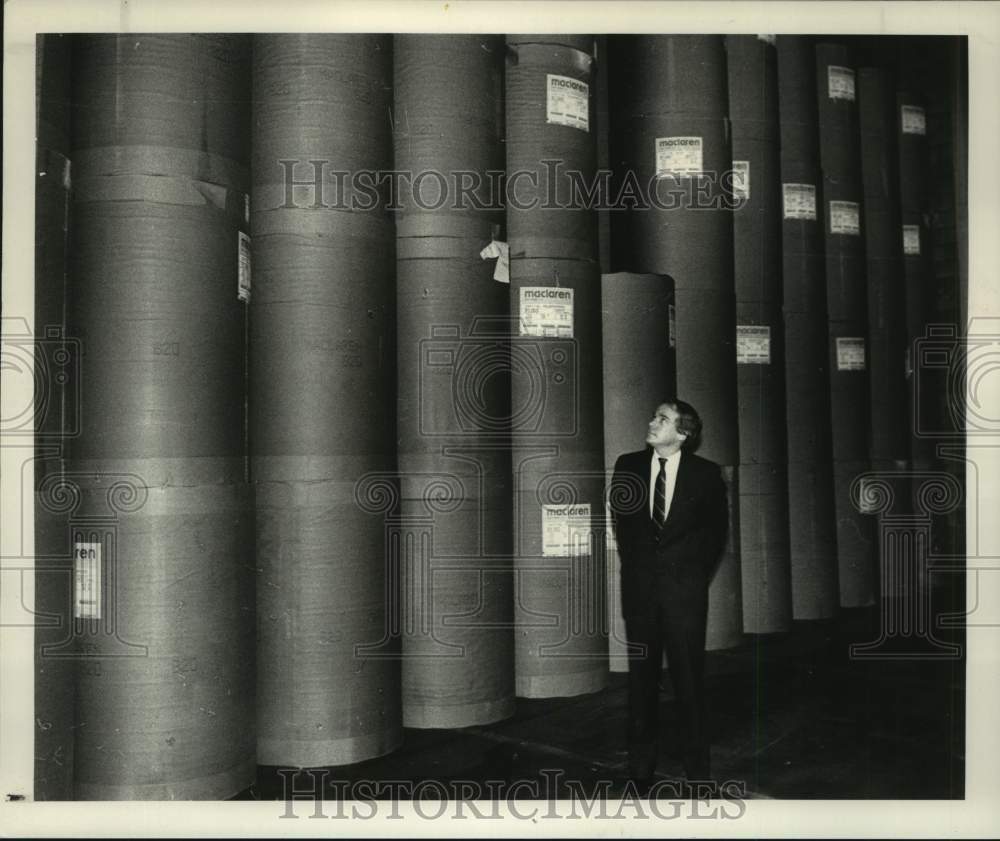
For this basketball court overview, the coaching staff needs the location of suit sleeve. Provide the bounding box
[608,455,635,560]
[608,455,625,544]
[703,464,729,564]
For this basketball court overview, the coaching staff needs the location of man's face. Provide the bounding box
[646,403,686,450]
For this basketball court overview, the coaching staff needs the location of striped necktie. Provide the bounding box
[653,457,668,528]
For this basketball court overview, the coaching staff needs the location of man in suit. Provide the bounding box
[609,399,729,787]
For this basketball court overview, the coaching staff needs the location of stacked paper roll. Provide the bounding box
[507,35,609,697]
[251,35,401,766]
[394,35,515,728]
[776,36,839,620]
[69,34,255,799]
[727,35,792,635]
[815,41,876,608]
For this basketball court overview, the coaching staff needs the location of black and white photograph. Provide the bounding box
[1,0,998,835]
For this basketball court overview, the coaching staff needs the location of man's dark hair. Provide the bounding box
[663,399,702,452]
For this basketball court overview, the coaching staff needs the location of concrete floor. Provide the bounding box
[241,595,965,801]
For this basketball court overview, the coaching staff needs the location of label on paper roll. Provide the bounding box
[829,200,861,235]
[519,287,574,337]
[827,65,856,101]
[836,337,866,371]
[542,504,592,557]
[732,160,750,202]
[546,74,590,132]
[655,136,703,177]
[74,543,101,619]
[903,224,921,255]
[238,231,252,302]
[668,303,676,348]
[782,183,817,220]
[736,325,772,364]
[901,104,927,135]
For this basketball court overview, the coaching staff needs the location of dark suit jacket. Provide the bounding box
[609,448,729,621]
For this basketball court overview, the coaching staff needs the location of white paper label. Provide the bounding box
[737,325,772,364]
[901,104,927,135]
[655,137,703,178]
[479,239,510,283]
[903,224,921,255]
[519,287,574,337]
[732,160,750,202]
[238,231,252,302]
[782,183,817,220]
[668,303,676,348]
[546,74,590,132]
[829,200,861,235]
[827,65,856,101]
[74,543,101,619]
[542,504,592,557]
[836,337,866,371]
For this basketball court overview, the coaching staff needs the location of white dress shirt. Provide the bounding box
[649,449,682,521]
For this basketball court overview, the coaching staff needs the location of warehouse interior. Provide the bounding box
[30,32,967,802]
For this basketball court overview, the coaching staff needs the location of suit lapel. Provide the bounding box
[621,449,693,541]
